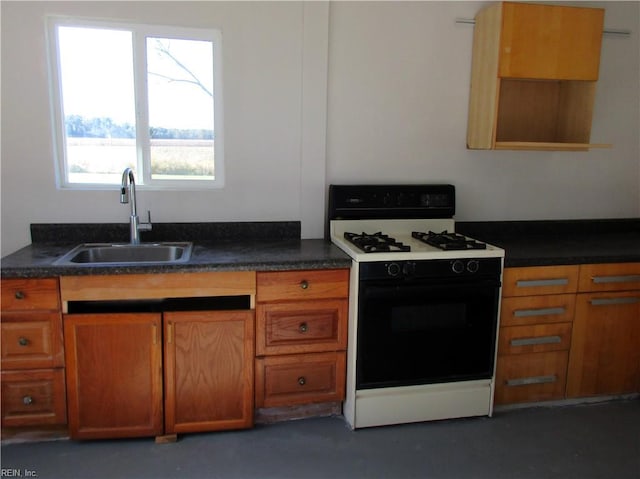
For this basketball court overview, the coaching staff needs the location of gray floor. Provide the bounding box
[2,399,639,479]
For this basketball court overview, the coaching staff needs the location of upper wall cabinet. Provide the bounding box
[467,2,607,151]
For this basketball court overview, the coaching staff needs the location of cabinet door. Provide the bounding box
[567,291,640,397]
[164,310,254,434]
[64,313,163,439]
[499,2,604,80]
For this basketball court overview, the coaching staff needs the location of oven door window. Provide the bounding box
[356,280,500,390]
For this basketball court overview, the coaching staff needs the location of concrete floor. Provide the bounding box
[2,399,639,479]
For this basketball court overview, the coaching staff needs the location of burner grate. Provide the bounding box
[412,231,487,251]
[344,232,411,253]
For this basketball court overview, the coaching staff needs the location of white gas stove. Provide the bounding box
[328,184,504,429]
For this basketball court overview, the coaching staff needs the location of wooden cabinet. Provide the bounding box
[64,313,163,439]
[61,271,256,440]
[1,278,66,427]
[567,263,640,397]
[164,310,254,434]
[255,269,348,409]
[467,2,606,150]
[495,266,578,405]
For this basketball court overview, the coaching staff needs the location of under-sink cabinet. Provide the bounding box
[1,278,67,428]
[60,272,256,440]
[495,265,578,405]
[255,269,348,411]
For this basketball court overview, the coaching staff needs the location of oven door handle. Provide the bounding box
[360,278,501,299]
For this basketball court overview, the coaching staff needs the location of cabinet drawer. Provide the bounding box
[255,352,346,408]
[1,369,67,427]
[502,266,579,297]
[500,294,576,327]
[1,312,64,369]
[494,350,568,405]
[498,322,572,356]
[1,279,60,311]
[578,263,640,292]
[257,269,349,303]
[256,299,347,355]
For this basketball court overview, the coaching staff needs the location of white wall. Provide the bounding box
[2,1,639,257]
[326,1,640,221]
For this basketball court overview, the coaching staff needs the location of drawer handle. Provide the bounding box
[513,307,566,318]
[516,278,568,288]
[299,322,308,333]
[18,337,29,346]
[298,376,307,386]
[300,280,309,290]
[14,291,25,300]
[510,336,562,347]
[22,395,34,405]
[592,275,640,284]
[590,297,640,306]
[506,375,557,387]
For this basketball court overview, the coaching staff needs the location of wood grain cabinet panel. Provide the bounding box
[255,269,349,412]
[467,1,605,150]
[255,352,346,408]
[498,323,572,356]
[63,313,163,439]
[1,369,67,427]
[495,351,569,405]
[567,290,640,397]
[502,266,579,297]
[1,278,66,430]
[164,310,254,434]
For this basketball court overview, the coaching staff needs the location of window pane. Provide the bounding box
[57,27,137,184]
[146,37,215,181]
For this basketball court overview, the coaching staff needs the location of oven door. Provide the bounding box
[356,276,501,390]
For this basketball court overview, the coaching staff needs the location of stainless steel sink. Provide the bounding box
[55,242,193,266]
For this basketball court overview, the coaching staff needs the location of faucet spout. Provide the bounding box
[120,168,151,244]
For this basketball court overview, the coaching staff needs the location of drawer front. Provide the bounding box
[256,299,347,355]
[502,266,579,297]
[498,322,572,355]
[1,313,64,369]
[1,369,67,427]
[578,263,640,292]
[255,352,346,408]
[257,269,349,303]
[494,350,569,405]
[500,294,576,327]
[1,279,60,311]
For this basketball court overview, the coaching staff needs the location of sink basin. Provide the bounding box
[55,242,193,266]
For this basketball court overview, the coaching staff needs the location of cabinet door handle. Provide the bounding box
[506,375,557,387]
[22,395,34,405]
[18,337,29,346]
[510,335,562,347]
[590,297,640,306]
[297,376,307,386]
[516,278,569,288]
[592,275,640,284]
[513,307,566,318]
[166,323,173,344]
[300,280,309,290]
[299,322,308,333]
[152,324,159,345]
[14,291,25,300]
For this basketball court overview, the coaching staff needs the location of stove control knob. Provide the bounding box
[466,260,480,273]
[403,262,416,277]
[387,262,401,277]
[451,260,465,274]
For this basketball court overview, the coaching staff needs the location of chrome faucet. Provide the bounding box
[120,168,152,244]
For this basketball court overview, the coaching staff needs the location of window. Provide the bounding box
[47,18,224,189]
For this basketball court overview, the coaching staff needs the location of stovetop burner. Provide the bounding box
[412,231,487,251]
[344,232,411,253]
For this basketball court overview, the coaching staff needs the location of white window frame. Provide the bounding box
[46,17,224,190]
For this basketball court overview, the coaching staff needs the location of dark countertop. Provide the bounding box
[0,222,352,279]
[457,218,640,268]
